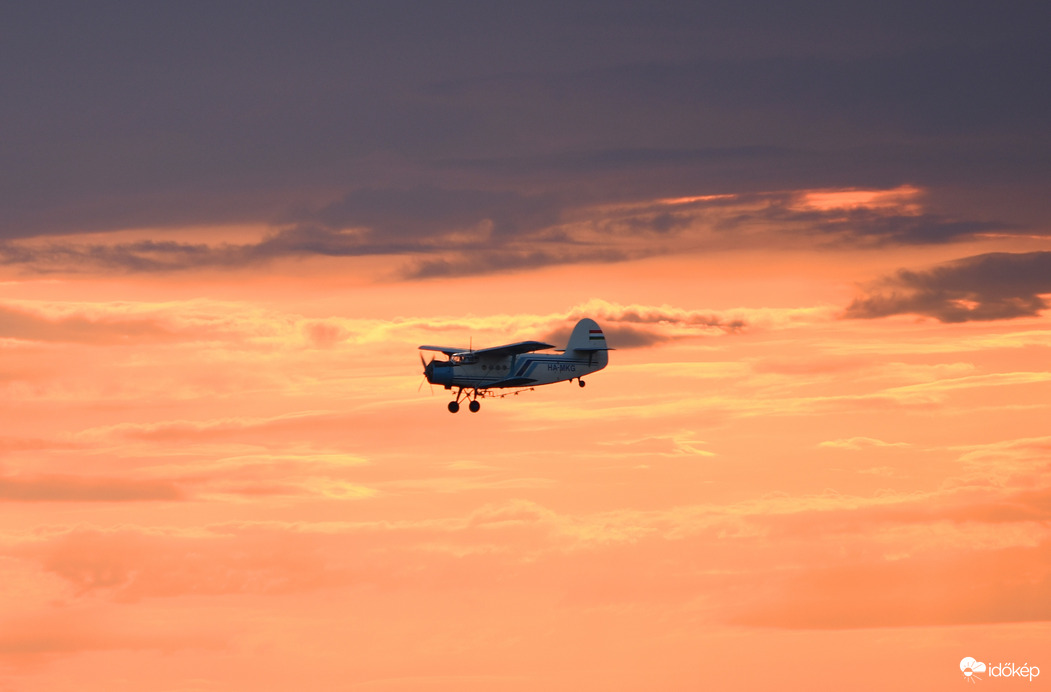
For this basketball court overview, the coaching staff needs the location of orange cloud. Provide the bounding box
[15,527,350,602]
[0,303,173,344]
[796,185,923,212]
[0,606,226,671]
[733,540,1051,628]
[0,474,183,502]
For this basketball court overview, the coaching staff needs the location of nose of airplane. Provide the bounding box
[425,360,454,387]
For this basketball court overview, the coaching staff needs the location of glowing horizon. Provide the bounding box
[3,180,1050,689]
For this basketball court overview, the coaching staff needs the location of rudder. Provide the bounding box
[565,318,608,351]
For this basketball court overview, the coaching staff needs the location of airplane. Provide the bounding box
[419,318,611,413]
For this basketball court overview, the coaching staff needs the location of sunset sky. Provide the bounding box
[2,3,1050,690]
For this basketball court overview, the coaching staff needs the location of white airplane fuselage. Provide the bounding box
[426,349,608,390]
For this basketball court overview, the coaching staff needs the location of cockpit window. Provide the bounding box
[452,353,478,365]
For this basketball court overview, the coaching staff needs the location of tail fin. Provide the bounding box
[565,318,610,352]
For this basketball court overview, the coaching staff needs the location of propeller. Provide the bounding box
[418,352,435,394]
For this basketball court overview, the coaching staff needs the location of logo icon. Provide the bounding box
[961,657,987,682]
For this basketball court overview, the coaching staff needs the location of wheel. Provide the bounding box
[578,379,586,387]
[448,401,460,413]
[468,400,481,413]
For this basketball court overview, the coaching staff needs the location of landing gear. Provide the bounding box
[578,379,586,387]
[447,387,482,413]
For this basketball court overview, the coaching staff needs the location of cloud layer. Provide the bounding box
[3,186,1030,280]
[846,251,1051,322]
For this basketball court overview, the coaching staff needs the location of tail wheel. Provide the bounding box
[578,379,586,387]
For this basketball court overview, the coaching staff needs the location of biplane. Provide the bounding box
[419,318,611,412]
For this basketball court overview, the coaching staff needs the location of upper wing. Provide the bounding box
[419,340,554,358]
[419,345,468,356]
[472,340,554,358]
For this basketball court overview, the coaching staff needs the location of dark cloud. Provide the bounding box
[406,247,640,280]
[844,251,1051,322]
[580,303,746,332]
[1,2,1047,241]
[542,302,745,348]
[0,228,414,275]
[679,195,1012,247]
[759,204,1012,247]
[297,187,565,241]
[0,184,1028,278]
[543,323,671,350]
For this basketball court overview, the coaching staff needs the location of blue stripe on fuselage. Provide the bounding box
[514,357,579,379]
